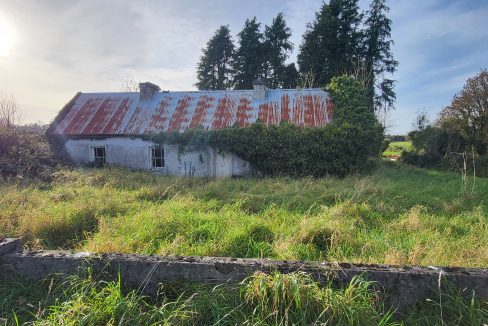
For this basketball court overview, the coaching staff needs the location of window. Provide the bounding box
[93,147,106,166]
[151,146,164,168]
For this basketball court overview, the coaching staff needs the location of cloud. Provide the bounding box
[0,0,486,133]
[388,0,488,133]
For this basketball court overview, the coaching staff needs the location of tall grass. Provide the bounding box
[1,271,487,325]
[242,271,395,325]
[1,161,488,266]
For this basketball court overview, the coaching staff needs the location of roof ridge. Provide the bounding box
[78,88,326,95]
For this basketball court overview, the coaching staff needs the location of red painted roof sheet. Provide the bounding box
[52,89,334,135]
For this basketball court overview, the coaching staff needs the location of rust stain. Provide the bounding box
[212,96,235,130]
[314,95,328,126]
[124,106,145,134]
[292,96,303,126]
[258,102,279,126]
[102,98,131,134]
[81,98,115,135]
[148,97,171,132]
[168,96,192,132]
[64,98,101,134]
[54,89,332,136]
[303,95,315,127]
[190,95,213,128]
[281,94,290,122]
[236,97,252,127]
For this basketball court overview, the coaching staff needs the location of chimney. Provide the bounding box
[252,78,267,100]
[139,82,161,101]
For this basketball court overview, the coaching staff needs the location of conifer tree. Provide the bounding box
[283,63,298,89]
[297,0,363,87]
[233,18,264,90]
[195,26,234,90]
[263,13,293,88]
[364,0,398,111]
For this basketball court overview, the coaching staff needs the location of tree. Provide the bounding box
[282,63,298,89]
[121,79,140,92]
[438,69,488,154]
[0,91,21,128]
[233,18,264,90]
[297,0,363,87]
[327,75,383,156]
[263,13,293,88]
[364,0,398,112]
[413,109,429,131]
[195,26,234,90]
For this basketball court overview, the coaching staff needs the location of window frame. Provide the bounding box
[91,146,106,165]
[150,146,164,169]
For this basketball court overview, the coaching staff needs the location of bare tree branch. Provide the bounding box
[0,90,21,128]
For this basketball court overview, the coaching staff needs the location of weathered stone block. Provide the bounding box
[0,238,22,255]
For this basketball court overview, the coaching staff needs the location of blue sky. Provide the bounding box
[0,0,486,133]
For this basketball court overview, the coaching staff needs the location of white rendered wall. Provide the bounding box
[64,137,250,177]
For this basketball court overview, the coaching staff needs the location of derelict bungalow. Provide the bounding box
[47,82,334,177]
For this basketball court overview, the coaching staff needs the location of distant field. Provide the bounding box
[1,161,487,267]
[383,141,413,158]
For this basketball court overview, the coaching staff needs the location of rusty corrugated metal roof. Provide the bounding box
[51,89,334,135]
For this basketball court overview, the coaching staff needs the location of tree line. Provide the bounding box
[403,69,488,176]
[195,0,397,112]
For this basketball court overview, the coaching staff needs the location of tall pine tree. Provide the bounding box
[263,13,294,88]
[297,0,363,87]
[195,26,234,90]
[233,18,264,90]
[283,63,298,89]
[364,0,398,111]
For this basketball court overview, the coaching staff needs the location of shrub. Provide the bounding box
[0,126,58,180]
[401,151,442,168]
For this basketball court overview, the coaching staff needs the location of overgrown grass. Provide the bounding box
[1,161,488,266]
[383,141,413,158]
[1,271,486,325]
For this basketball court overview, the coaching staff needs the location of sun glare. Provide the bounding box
[0,15,16,57]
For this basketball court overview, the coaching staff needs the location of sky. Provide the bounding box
[0,0,486,134]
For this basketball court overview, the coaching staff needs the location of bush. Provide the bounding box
[401,151,442,168]
[0,127,58,180]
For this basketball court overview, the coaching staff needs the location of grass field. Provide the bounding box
[2,161,488,324]
[383,141,413,158]
[1,160,487,267]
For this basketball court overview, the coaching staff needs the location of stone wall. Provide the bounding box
[1,238,487,314]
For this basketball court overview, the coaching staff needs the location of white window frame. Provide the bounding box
[149,146,164,169]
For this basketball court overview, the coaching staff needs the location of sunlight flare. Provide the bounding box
[0,14,16,57]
